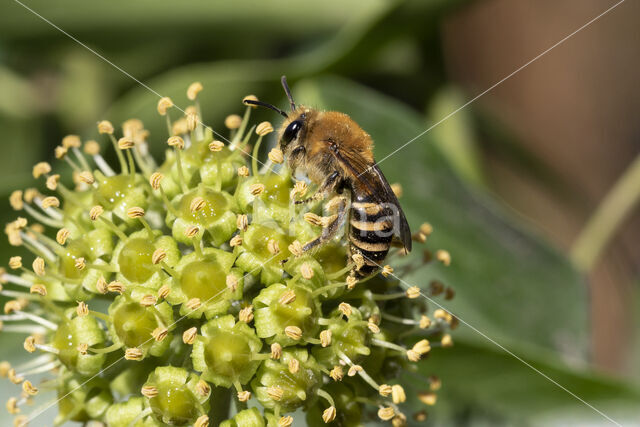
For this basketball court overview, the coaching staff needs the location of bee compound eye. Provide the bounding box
[282,120,303,144]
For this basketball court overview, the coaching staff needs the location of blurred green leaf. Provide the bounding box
[428,87,486,187]
[415,340,640,426]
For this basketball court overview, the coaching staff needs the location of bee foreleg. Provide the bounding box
[302,196,347,252]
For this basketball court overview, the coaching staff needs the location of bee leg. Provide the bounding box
[302,196,347,252]
[295,171,340,205]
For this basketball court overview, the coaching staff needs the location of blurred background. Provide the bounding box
[0,0,638,425]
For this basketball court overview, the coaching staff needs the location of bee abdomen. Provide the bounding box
[349,201,393,277]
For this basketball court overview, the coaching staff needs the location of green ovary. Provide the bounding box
[118,238,155,283]
[180,260,226,302]
[60,241,90,279]
[112,303,158,348]
[246,225,292,263]
[261,174,290,205]
[53,322,78,368]
[94,175,133,210]
[179,190,228,228]
[149,383,198,425]
[203,331,252,380]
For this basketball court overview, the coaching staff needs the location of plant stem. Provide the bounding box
[571,154,640,271]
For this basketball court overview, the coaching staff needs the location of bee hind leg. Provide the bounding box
[302,196,347,252]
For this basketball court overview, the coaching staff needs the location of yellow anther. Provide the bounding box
[29,284,47,296]
[157,97,173,115]
[378,407,395,421]
[41,196,60,209]
[185,298,201,310]
[167,136,185,149]
[9,191,23,211]
[379,384,392,397]
[117,137,135,150]
[320,329,332,347]
[284,325,303,340]
[436,249,451,266]
[322,406,337,423]
[126,207,145,218]
[84,140,100,155]
[329,365,343,381]
[32,257,45,276]
[406,286,421,299]
[32,162,51,179]
[149,172,164,190]
[190,197,206,213]
[89,205,104,221]
[391,384,406,403]
[268,148,284,164]
[288,241,303,257]
[46,174,60,191]
[381,265,394,277]
[270,343,282,359]
[76,301,89,317]
[182,327,198,345]
[237,165,250,177]
[124,347,144,361]
[338,302,352,317]
[141,385,158,398]
[256,121,274,136]
[208,140,224,152]
[78,171,95,185]
[238,305,254,323]
[229,235,243,247]
[224,114,242,129]
[288,357,300,374]
[249,183,265,195]
[187,82,203,100]
[97,120,114,134]
[152,327,168,342]
[278,290,296,305]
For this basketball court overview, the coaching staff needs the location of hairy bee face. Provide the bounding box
[277,108,317,170]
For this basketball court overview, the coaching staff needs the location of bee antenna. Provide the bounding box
[281,75,296,111]
[243,99,288,118]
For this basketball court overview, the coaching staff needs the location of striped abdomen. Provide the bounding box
[349,196,394,278]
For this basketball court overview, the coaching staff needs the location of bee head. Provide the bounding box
[242,75,309,155]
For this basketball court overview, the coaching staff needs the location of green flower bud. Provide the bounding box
[236,174,292,225]
[313,307,370,367]
[168,188,237,246]
[143,366,210,425]
[166,248,242,319]
[220,408,266,427]
[236,224,294,285]
[108,295,173,358]
[252,349,322,412]
[253,283,320,346]
[53,313,106,376]
[105,397,162,427]
[192,315,262,387]
[112,230,180,288]
[184,136,246,190]
[93,172,149,224]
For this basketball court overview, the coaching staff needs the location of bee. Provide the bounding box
[244,76,411,277]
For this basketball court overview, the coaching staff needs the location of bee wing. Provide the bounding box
[333,150,412,252]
